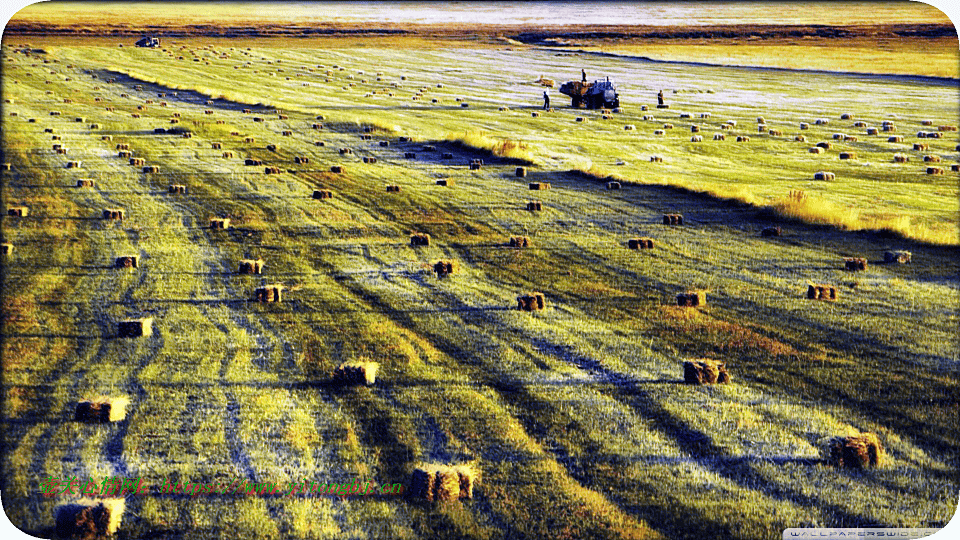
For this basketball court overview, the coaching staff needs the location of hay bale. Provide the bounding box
[714,133,726,141]
[893,154,909,163]
[7,206,28,217]
[379,140,390,147]
[795,135,807,142]
[923,155,942,162]
[330,165,343,173]
[736,136,750,142]
[914,143,929,151]
[882,125,897,132]
[952,164,959,172]
[663,123,674,129]
[628,237,654,250]
[66,161,82,168]
[768,129,782,136]
[210,218,230,229]
[118,317,153,337]
[650,155,663,162]
[245,137,255,143]
[386,185,401,192]
[921,120,933,126]
[314,142,325,147]
[927,167,944,175]
[509,236,530,248]
[409,465,438,501]
[839,152,857,160]
[866,127,878,135]
[433,259,457,278]
[807,284,838,301]
[680,113,692,119]
[654,130,665,136]
[884,250,911,264]
[815,118,829,125]
[531,112,541,118]
[55,499,125,539]
[115,256,138,268]
[814,171,835,181]
[526,201,542,211]
[332,361,379,385]
[607,181,621,190]
[676,290,706,307]
[756,116,765,124]
[816,142,833,150]
[102,208,125,220]
[624,124,635,131]
[254,284,284,302]
[827,433,883,468]
[841,113,853,120]
[410,233,431,247]
[939,125,958,132]
[75,397,129,422]
[294,156,310,164]
[683,359,729,385]
[143,166,159,173]
[690,125,701,133]
[662,214,683,225]
[452,465,477,499]
[529,182,551,190]
[799,122,809,130]
[363,157,378,164]
[517,292,546,311]
[238,258,264,274]
[691,135,703,142]
[266,144,278,152]
[76,179,95,188]
[313,189,333,200]
[761,226,782,237]
[758,125,767,133]
[844,257,867,272]
[1,243,12,255]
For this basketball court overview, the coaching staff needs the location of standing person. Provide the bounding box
[543,91,550,110]
[581,69,586,82]
[658,90,664,106]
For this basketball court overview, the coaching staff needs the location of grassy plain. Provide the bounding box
[1,32,958,540]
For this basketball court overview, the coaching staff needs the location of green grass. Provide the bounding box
[1,37,958,540]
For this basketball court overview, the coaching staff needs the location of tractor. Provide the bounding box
[559,78,620,109]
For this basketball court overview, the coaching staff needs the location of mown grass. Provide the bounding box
[1,36,958,540]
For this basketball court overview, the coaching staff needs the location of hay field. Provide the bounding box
[1,36,958,540]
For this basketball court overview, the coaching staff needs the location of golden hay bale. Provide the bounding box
[914,143,929,151]
[761,226,782,237]
[526,201,542,211]
[923,155,942,162]
[736,136,750,142]
[827,433,883,468]
[816,141,833,149]
[118,317,152,338]
[691,135,703,142]
[210,218,230,229]
[799,122,809,130]
[409,465,438,501]
[529,182,551,190]
[807,284,838,301]
[330,165,344,173]
[714,133,726,141]
[363,157,378,164]
[624,124,635,130]
[266,144,278,152]
[882,125,897,132]
[517,292,546,311]
[76,179,95,188]
[952,164,959,172]
[841,113,854,120]
[143,166,159,173]
[939,125,958,132]
[676,290,706,307]
[683,359,729,385]
[410,233,431,247]
[927,167,944,175]
[168,184,186,194]
[433,259,457,278]
[884,250,911,263]
[452,465,477,499]
[75,396,129,422]
[313,189,333,200]
[386,185,401,192]
[66,161,82,168]
[887,136,903,143]
[115,256,138,269]
[102,208,125,220]
[7,206,27,217]
[654,130,665,136]
[436,179,450,186]
[893,154,909,163]
[662,214,683,225]
[239,258,264,274]
[866,127,878,135]
[509,236,530,248]
[1,243,12,255]
[333,361,379,385]
[839,152,857,160]
[768,129,782,136]
[844,257,867,272]
[663,123,674,129]
[691,125,701,133]
[607,181,621,190]
[814,171,835,181]
[757,125,767,133]
[380,141,390,147]
[56,499,125,539]
[815,118,829,125]
[245,137,255,143]
[756,116,765,123]
[650,155,663,162]
[628,237,654,250]
[255,284,284,302]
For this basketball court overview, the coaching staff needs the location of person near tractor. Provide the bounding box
[543,91,550,110]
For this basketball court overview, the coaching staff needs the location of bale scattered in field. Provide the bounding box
[143,166,160,173]
[853,121,867,128]
[882,125,897,132]
[952,164,959,172]
[529,182,551,190]
[892,154,909,163]
[244,159,262,166]
[118,317,152,337]
[1,243,12,255]
[115,256,138,269]
[360,134,372,140]
[841,113,853,120]
[75,396,129,422]
[245,137,255,143]
[606,181,622,190]
[330,165,344,174]
[886,135,903,143]
[757,125,767,133]
[332,361,379,385]
[238,258,264,274]
[676,290,706,307]
[663,123,674,129]
[379,140,390,147]
[761,226,782,237]
[66,161,81,169]
[844,257,868,272]
[384,184,402,193]
[816,142,833,150]
[807,284,838,301]
[799,122,809,130]
[923,155,942,162]
[102,208,125,220]
[654,130,665,136]
[663,214,683,225]
[921,120,933,126]
[441,152,454,159]
[884,250,911,263]
[517,292,546,311]
[925,131,943,139]
[210,218,230,229]
[736,136,750,142]
[680,113,692,119]
[866,128,878,135]
[433,259,457,278]
[683,359,729,385]
[7,206,28,217]
[690,135,703,142]
[526,201,542,211]
[266,144,279,152]
[795,135,807,142]
[814,171,835,181]
[768,129,782,136]
[839,152,857,160]
[509,236,530,248]
[338,148,353,155]
[815,118,829,125]
[55,499,125,539]
[255,284,284,302]
[624,124,636,131]
[410,233,431,247]
[939,125,958,132]
[714,133,726,141]
[827,433,884,468]
[264,167,282,174]
[690,125,701,133]
[313,189,333,200]
[650,155,663,162]
[628,237,654,250]
[927,167,944,175]
[294,156,310,164]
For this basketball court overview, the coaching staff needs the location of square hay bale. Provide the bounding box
[255,284,284,302]
[386,185,401,192]
[509,236,530,248]
[1,243,12,255]
[815,118,829,125]
[884,250,911,263]
[66,161,82,168]
[55,499,125,539]
[628,237,654,250]
[923,155,942,162]
[757,125,767,133]
[264,167,281,174]
[650,155,663,162]
[816,141,833,149]
[882,125,897,132]
[526,201,542,211]
[118,150,131,158]
[927,167,944,175]
[914,143,929,151]
[441,152,454,159]
[333,361,379,385]
[807,284,838,301]
[768,129,782,136]
[799,122,809,129]
[75,397,129,422]
[529,182,551,190]
[238,258,264,274]
[839,152,857,160]
[436,179,450,186]
[210,218,230,229]
[315,141,325,147]
[892,154,909,163]
[814,171,835,181]
[676,290,706,307]
[404,152,417,159]
[330,166,343,173]
[841,113,853,120]
[130,158,145,166]
[853,121,868,128]
[244,159,262,166]
[736,136,750,142]
[683,359,729,385]
[102,209,125,220]
[142,166,160,173]
[887,136,903,143]
[761,226,782,237]
[76,179,96,188]
[266,144,279,152]
[607,181,621,190]
[691,135,703,142]
[654,130,665,136]
[827,433,883,468]
[452,465,477,499]
[832,133,846,140]
[433,259,457,278]
[939,125,958,132]
[410,233,431,247]
[168,184,186,194]
[866,128,878,135]
[118,317,153,338]
[691,125,701,132]
[115,256,138,269]
[663,214,683,225]
[952,164,959,172]
[379,140,390,147]
[844,257,867,271]
[282,131,293,136]
[624,124,635,130]
[517,292,545,311]
[245,137,255,143]
[313,190,333,200]
[515,167,528,177]
[409,465,438,501]
[222,151,234,158]
[715,133,727,141]
[663,123,674,129]
[363,157,378,164]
